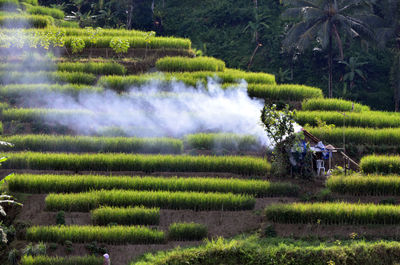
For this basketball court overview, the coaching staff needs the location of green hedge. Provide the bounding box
[246,83,323,101]
[302,98,370,112]
[131,237,400,265]
[0,71,97,85]
[265,202,400,225]
[21,255,103,265]
[360,155,400,174]
[91,206,160,226]
[168,222,207,241]
[2,152,270,175]
[45,190,256,211]
[0,135,183,154]
[0,14,53,28]
[327,174,400,196]
[183,133,260,152]
[26,225,165,244]
[25,5,64,19]
[156,56,225,72]
[295,111,400,128]
[8,174,298,197]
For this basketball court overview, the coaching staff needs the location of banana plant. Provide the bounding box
[339,57,367,95]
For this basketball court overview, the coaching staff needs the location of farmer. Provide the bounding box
[103,253,111,265]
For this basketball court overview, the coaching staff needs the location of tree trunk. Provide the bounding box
[247,44,261,70]
[328,32,333,98]
[126,2,134,30]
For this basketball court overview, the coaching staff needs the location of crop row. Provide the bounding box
[156,56,226,72]
[21,255,103,265]
[306,127,400,146]
[295,111,400,128]
[7,174,298,197]
[24,4,64,19]
[183,133,261,151]
[246,83,323,101]
[327,174,400,196]
[360,155,400,174]
[0,71,97,85]
[45,190,255,211]
[0,14,54,28]
[265,202,400,225]
[0,134,183,154]
[168,222,207,241]
[302,98,370,112]
[26,225,165,244]
[2,108,94,123]
[91,206,160,226]
[2,152,270,175]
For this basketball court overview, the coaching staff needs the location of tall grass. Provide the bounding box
[25,5,65,19]
[57,62,127,75]
[8,174,299,197]
[246,83,323,101]
[296,111,400,128]
[265,202,400,225]
[21,255,103,265]
[45,190,256,211]
[91,206,160,225]
[0,71,97,85]
[327,174,400,196]
[3,152,270,175]
[0,14,53,28]
[156,56,226,72]
[360,155,400,174]
[26,225,165,244]
[306,127,400,146]
[0,135,183,154]
[302,98,370,112]
[168,222,207,241]
[183,133,261,152]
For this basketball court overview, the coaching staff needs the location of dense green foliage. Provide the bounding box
[132,236,400,265]
[0,134,183,154]
[91,206,160,226]
[168,222,207,241]
[45,189,256,211]
[327,174,400,196]
[26,225,165,244]
[21,255,103,265]
[265,202,400,225]
[7,174,298,197]
[302,98,370,112]
[360,155,400,174]
[156,56,225,72]
[2,152,270,175]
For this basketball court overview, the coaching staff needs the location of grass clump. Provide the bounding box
[168,222,207,241]
[91,206,160,226]
[156,56,225,72]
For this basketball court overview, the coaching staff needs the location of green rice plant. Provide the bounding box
[0,84,103,101]
[26,225,165,244]
[306,127,400,146]
[327,174,400,196]
[0,14,54,28]
[360,155,400,174]
[2,108,94,123]
[0,121,3,134]
[0,135,183,154]
[0,71,97,85]
[168,222,207,241]
[302,98,370,112]
[25,5,64,19]
[156,56,225,72]
[2,152,270,175]
[7,174,298,197]
[21,255,103,265]
[54,20,79,28]
[57,62,127,75]
[91,206,160,225]
[265,202,400,225]
[19,0,38,5]
[246,83,323,101]
[0,0,19,8]
[45,190,256,211]
[183,133,261,152]
[295,111,400,128]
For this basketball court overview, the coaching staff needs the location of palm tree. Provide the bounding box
[281,0,376,98]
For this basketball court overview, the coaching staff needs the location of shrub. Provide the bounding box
[26,225,164,244]
[21,255,103,265]
[91,206,160,226]
[168,222,207,241]
[8,174,299,197]
[45,190,256,212]
[3,152,270,175]
[156,56,225,72]
[302,98,370,112]
[265,202,400,225]
[55,211,65,225]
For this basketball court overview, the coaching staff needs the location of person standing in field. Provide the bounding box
[103,253,111,265]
